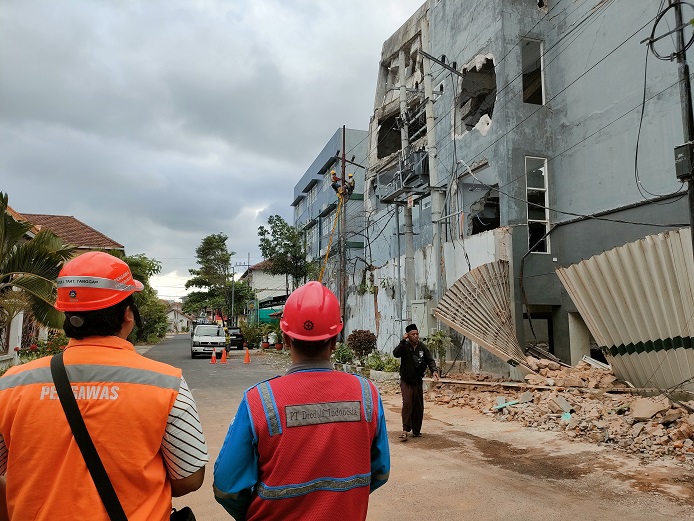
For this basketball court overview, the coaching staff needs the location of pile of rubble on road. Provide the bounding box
[379,357,694,468]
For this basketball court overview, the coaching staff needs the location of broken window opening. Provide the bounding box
[526,156,549,253]
[407,100,427,143]
[521,39,544,105]
[469,185,500,236]
[377,113,401,159]
[455,58,496,135]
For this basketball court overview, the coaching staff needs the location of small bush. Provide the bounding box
[366,351,385,371]
[346,330,377,363]
[332,343,354,364]
[382,354,400,372]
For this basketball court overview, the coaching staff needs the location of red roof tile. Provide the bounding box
[19,214,124,250]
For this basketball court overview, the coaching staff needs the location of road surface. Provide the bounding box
[144,335,694,520]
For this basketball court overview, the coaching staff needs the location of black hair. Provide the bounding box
[288,335,335,356]
[63,295,136,340]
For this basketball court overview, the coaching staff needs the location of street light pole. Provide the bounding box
[230,265,235,327]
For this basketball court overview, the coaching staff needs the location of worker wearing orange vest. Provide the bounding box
[0,252,208,521]
[213,281,390,521]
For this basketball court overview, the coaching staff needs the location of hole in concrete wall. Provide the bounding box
[469,185,500,235]
[407,100,426,143]
[522,39,544,105]
[377,113,401,159]
[455,58,497,134]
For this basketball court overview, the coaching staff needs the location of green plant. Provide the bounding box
[332,343,354,364]
[366,351,385,371]
[428,329,453,364]
[346,330,377,363]
[382,353,400,372]
[240,321,262,348]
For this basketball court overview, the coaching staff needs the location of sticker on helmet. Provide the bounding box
[303,320,314,331]
[69,290,77,299]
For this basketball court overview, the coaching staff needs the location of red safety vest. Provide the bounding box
[0,337,181,521]
[245,370,380,521]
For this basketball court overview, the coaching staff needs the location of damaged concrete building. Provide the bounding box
[346,0,691,382]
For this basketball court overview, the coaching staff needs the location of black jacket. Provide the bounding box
[393,340,437,384]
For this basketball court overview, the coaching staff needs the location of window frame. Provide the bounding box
[525,156,550,254]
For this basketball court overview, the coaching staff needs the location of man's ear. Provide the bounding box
[328,337,338,352]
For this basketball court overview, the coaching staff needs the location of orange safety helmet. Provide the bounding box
[55,252,144,312]
[280,281,343,341]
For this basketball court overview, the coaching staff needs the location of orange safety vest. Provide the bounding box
[245,370,381,521]
[0,337,182,521]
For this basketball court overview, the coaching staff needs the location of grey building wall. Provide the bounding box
[364,0,689,365]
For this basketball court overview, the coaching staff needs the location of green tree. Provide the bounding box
[184,233,254,322]
[0,192,75,331]
[258,215,314,294]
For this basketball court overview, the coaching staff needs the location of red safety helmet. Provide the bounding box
[280,281,343,341]
[55,252,144,312]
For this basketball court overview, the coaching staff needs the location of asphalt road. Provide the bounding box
[144,335,694,521]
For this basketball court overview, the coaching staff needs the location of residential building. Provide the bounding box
[165,302,193,333]
[238,260,287,324]
[348,0,688,377]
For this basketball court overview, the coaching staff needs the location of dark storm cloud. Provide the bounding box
[0,0,425,298]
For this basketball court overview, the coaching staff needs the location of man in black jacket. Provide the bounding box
[393,324,439,441]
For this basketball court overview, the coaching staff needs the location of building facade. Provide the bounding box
[349,0,689,375]
[291,127,369,327]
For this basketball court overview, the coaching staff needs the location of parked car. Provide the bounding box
[226,327,245,350]
[191,324,227,359]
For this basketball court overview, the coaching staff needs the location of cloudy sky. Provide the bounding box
[1,0,424,300]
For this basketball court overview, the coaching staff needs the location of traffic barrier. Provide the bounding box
[243,348,251,364]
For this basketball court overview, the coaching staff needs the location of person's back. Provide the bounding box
[0,252,207,520]
[213,281,389,521]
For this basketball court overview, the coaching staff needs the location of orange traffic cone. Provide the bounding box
[210,351,217,364]
[219,349,228,364]
[243,348,251,364]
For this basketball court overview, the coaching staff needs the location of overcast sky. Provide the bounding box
[1,0,424,300]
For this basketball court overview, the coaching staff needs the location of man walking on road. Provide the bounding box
[213,281,390,521]
[0,252,208,521]
[394,323,439,441]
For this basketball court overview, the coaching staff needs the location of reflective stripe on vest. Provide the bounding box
[0,364,181,392]
[256,473,371,499]
[356,375,373,421]
[258,381,282,436]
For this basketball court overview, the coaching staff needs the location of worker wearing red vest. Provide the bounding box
[0,252,208,521]
[213,281,390,521]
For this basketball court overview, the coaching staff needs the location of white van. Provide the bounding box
[190,324,227,359]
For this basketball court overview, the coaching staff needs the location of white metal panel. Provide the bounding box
[434,260,534,374]
[556,227,694,392]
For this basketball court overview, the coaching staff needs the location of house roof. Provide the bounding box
[240,259,272,280]
[7,205,39,235]
[19,214,124,250]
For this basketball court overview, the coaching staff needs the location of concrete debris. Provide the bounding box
[376,358,694,469]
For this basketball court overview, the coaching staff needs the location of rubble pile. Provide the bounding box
[409,358,694,467]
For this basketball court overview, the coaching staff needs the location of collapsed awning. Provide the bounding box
[434,259,535,374]
[556,227,694,395]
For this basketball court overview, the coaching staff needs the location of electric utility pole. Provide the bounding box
[340,125,348,327]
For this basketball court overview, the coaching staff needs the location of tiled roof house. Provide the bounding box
[18,214,124,252]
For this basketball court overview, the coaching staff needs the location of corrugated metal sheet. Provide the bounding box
[434,260,534,374]
[556,227,694,393]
